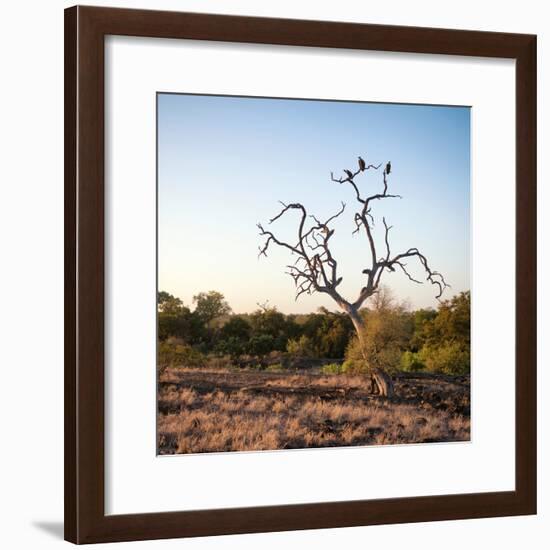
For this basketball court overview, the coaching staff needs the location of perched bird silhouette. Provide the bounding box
[385,161,391,175]
[358,156,366,171]
[344,169,354,179]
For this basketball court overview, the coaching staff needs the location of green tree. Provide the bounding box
[410,308,437,351]
[295,310,354,358]
[286,334,316,357]
[215,316,252,358]
[401,291,470,375]
[248,306,297,351]
[220,316,251,341]
[417,291,470,349]
[215,336,246,358]
[158,291,184,314]
[419,342,469,375]
[157,290,209,344]
[193,291,232,325]
[248,334,275,356]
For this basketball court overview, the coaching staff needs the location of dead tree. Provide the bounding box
[258,157,448,397]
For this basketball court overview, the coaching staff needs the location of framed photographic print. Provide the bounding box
[65,5,537,544]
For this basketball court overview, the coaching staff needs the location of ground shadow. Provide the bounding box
[32,521,64,540]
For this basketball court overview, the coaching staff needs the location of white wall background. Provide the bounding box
[0,1,546,548]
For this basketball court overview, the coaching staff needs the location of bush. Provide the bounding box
[343,305,413,374]
[205,354,234,369]
[320,362,345,375]
[342,336,367,373]
[413,292,470,351]
[344,333,403,374]
[158,339,205,368]
[298,311,354,358]
[247,334,275,356]
[400,350,426,372]
[248,307,297,352]
[335,357,365,374]
[220,316,251,341]
[419,343,470,375]
[214,336,246,358]
[286,335,315,357]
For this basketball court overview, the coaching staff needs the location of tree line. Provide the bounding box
[158,289,470,376]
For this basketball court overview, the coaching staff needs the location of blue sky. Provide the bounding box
[158,93,470,314]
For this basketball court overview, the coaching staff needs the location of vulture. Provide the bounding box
[358,156,366,171]
[385,161,391,175]
[344,169,354,179]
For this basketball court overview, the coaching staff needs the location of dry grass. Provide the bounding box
[158,367,470,454]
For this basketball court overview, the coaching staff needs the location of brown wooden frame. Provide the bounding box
[65,5,537,544]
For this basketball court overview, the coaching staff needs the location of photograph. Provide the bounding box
[156,93,471,455]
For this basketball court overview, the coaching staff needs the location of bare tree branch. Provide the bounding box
[258,200,349,305]
[383,248,450,300]
[259,156,448,312]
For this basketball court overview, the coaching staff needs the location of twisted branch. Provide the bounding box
[259,156,448,310]
[258,201,347,303]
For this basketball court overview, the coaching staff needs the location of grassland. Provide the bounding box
[158,366,470,454]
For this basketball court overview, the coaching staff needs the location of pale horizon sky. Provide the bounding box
[158,93,470,314]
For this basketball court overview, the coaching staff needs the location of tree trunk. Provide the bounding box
[340,302,394,398]
[370,367,394,398]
